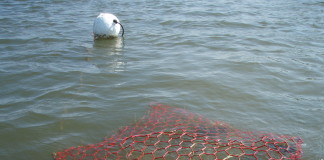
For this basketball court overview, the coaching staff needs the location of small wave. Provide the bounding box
[219,20,260,29]
[38,38,63,43]
[0,38,39,45]
[244,37,293,48]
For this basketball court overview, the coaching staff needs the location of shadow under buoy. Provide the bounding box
[92,37,124,55]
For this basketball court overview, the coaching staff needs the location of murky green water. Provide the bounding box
[0,0,323,159]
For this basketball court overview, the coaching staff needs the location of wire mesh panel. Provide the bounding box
[53,104,303,160]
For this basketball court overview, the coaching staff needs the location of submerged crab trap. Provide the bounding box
[54,104,303,160]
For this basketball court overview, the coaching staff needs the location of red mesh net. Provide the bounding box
[53,104,303,160]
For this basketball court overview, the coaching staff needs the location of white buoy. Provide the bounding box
[93,13,124,39]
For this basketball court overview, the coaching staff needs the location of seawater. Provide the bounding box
[0,0,323,159]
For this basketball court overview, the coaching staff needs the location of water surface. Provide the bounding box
[0,0,323,159]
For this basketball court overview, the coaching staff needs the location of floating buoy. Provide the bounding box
[93,13,124,39]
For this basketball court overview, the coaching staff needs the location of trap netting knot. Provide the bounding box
[54,104,303,160]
